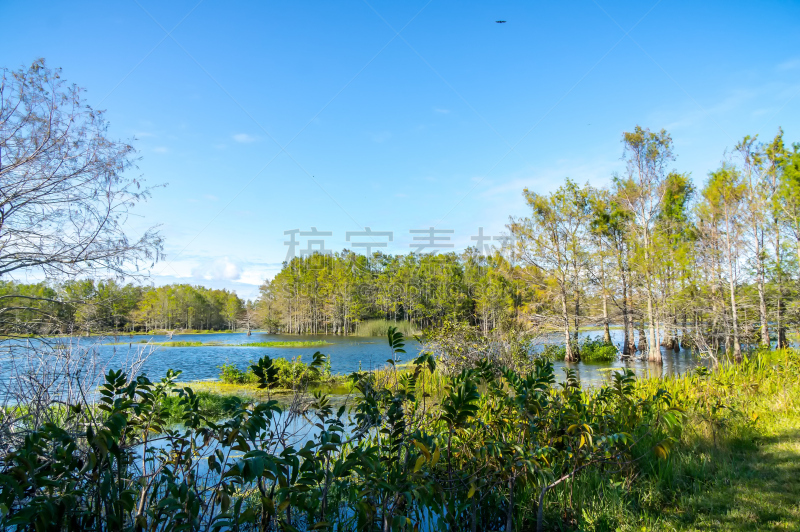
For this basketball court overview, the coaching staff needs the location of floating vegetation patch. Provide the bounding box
[238,341,331,348]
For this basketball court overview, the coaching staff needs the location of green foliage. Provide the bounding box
[1,328,732,531]
[580,337,618,362]
[219,353,333,389]
[260,250,526,334]
[541,337,617,362]
[354,319,419,337]
[240,341,330,348]
[540,343,567,360]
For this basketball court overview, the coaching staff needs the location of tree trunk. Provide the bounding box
[561,291,577,362]
[506,477,515,532]
[600,251,612,344]
[755,228,770,346]
[725,211,742,362]
[645,232,661,363]
[638,321,647,353]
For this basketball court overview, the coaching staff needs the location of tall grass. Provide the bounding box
[541,348,800,530]
[239,340,330,347]
[354,318,420,337]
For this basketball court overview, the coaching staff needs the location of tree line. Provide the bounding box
[0,280,246,335]
[254,126,800,365]
[4,126,798,365]
[255,251,529,335]
[507,126,800,363]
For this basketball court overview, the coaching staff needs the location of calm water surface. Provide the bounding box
[0,329,704,393]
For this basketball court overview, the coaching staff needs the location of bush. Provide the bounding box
[580,337,618,362]
[540,344,567,360]
[538,337,617,362]
[218,356,332,388]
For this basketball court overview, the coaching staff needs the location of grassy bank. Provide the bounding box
[103,339,331,347]
[182,350,800,530]
[239,340,331,347]
[4,339,798,530]
[559,349,800,531]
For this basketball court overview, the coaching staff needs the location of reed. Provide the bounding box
[353,319,421,337]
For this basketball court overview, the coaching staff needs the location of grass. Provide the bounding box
[104,340,204,347]
[561,349,800,531]
[238,341,331,347]
[161,390,252,422]
[657,411,800,531]
[184,379,354,399]
[642,386,800,530]
[353,319,421,337]
[185,360,449,404]
[103,340,330,347]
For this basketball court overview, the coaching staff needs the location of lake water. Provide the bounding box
[0,329,705,403]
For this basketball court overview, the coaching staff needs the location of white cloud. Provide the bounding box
[233,133,257,143]
[778,58,800,71]
[204,194,218,201]
[153,146,169,153]
[236,269,266,286]
[191,257,242,281]
[434,108,450,114]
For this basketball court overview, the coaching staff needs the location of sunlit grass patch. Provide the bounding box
[237,341,331,347]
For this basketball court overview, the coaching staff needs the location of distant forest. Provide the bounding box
[259,126,800,365]
[5,126,800,366]
[0,280,245,334]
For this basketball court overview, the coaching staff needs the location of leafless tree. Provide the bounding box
[0,59,162,281]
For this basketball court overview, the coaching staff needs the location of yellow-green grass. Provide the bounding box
[103,340,331,348]
[569,349,800,531]
[182,378,353,398]
[238,341,331,347]
[184,363,448,399]
[353,319,422,337]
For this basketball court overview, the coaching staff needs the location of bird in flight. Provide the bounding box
[496,20,506,23]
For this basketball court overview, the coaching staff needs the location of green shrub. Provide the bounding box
[580,337,618,362]
[539,338,617,362]
[218,356,332,388]
[540,344,567,360]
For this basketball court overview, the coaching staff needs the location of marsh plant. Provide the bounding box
[0,326,698,532]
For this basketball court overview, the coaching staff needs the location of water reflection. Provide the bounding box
[0,329,710,401]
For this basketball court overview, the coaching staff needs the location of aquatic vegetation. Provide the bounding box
[218,351,335,389]
[579,336,618,361]
[104,340,203,347]
[238,340,331,347]
[540,337,618,362]
[354,319,421,337]
[1,328,798,531]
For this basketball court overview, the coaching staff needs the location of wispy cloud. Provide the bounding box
[434,108,450,114]
[191,257,242,281]
[232,133,257,143]
[778,58,800,71]
[153,146,169,153]
[236,269,267,286]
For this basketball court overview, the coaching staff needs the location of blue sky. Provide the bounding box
[2,0,799,299]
